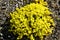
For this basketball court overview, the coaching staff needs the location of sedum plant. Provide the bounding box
[9,0,55,40]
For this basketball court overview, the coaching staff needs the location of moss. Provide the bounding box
[9,0,55,40]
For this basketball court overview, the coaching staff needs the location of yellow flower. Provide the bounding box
[9,0,55,40]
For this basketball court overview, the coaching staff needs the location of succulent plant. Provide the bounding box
[9,0,55,40]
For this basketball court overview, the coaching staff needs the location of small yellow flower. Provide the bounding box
[9,0,55,40]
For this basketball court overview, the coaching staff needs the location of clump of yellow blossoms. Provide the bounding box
[9,0,55,40]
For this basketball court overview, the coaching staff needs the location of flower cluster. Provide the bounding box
[9,0,55,40]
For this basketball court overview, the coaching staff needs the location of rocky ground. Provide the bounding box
[0,0,60,40]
